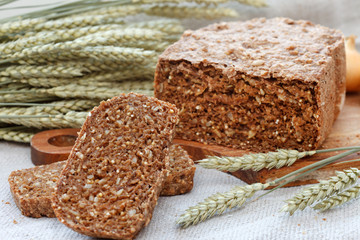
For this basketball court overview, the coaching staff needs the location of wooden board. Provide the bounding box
[174,93,360,187]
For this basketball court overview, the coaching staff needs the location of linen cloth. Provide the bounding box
[1,0,360,239]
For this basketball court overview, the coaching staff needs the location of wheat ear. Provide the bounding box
[0,24,126,55]
[145,5,238,19]
[0,126,38,143]
[0,65,88,79]
[33,15,125,31]
[313,184,360,212]
[0,18,46,36]
[134,0,266,7]
[280,168,360,215]
[177,183,269,228]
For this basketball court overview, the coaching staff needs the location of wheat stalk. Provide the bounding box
[33,15,125,31]
[0,82,30,90]
[14,78,73,88]
[0,18,46,36]
[75,5,142,17]
[0,99,98,115]
[313,184,360,212]
[9,46,158,65]
[80,28,165,44]
[79,68,155,82]
[236,0,267,7]
[43,82,154,99]
[0,111,88,129]
[280,168,360,215]
[145,5,239,19]
[134,0,266,7]
[5,28,162,62]
[0,65,88,79]
[24,24,124,38]
[67,47,158,63]
[0,126,38,143]
[15,66,154,88]
[17,59,124,72]
[128,19,184,34]
[198,149,316,172]
[0,24,127,55]
[177,183,270,228]
[179,149,360,227]
[0,83,153,102]
[0,87,56,103]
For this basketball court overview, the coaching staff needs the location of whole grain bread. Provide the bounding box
[52,93,179,239]
[161,144,196,196]
[154,17,346,151]
[8,145,195,218]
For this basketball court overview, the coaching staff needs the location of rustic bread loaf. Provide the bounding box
[52,93,179,239]
[154,17,346,151]
[8,145,195,218]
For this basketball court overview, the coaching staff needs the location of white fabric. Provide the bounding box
[1,0,360,239]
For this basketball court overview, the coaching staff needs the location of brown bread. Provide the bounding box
[154,17,346,151]
[52,93,178,239]
[161,144,196,196]
[8,145,195,218]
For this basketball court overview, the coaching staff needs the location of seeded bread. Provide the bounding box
[9,161,64,218]
[8,145,195,218]
[52,93,179,239]
[154,17,346,151]
[161,144,196,196]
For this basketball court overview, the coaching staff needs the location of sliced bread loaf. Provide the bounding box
[8,145,195,218]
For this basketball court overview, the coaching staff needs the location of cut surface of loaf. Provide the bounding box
[8,145,195,218]
[52,93,179,239]
[154,17,346,151]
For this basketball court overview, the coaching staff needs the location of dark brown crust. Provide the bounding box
[8,145,195,218]
[154,18,346,151]
[52,93,178,240]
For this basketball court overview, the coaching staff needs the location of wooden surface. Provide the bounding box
[174,93,360,187]
[31,128,78,166]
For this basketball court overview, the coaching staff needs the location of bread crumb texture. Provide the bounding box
[52,93,179,239]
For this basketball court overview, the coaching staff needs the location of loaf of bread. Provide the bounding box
[52,93,179,239]
[154,18,346,151]
[8,145,195,218]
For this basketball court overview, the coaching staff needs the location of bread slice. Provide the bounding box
[52,93,179,239]
[161,144,196,196]
[9,161,64,218]
[8,145,195,218]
